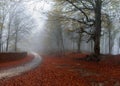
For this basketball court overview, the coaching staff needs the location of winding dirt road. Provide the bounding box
[0,52,41,79]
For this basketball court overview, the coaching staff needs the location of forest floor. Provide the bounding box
[0,54,34,70]
[0,52,120,86]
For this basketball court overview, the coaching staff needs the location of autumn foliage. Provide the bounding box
[0,53,33,70]
[0,53,120,86]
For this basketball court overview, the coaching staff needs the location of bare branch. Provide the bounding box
[66,0,89,22]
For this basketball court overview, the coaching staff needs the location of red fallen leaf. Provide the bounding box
[0,53,120,86]
[0,54,34,70]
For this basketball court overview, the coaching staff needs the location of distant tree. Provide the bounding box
[45,9,65,55]
[0,0,22,52]
[13,14,34,52]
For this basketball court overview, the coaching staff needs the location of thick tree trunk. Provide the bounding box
[94,0,102,56]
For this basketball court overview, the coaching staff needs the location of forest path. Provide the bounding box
[0,52,42,79]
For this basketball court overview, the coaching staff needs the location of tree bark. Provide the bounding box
[94,0,102,56]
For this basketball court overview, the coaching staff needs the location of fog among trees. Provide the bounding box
[0,0,120,57]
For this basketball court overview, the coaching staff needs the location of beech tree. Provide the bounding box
[0,0,22,52]
[45,9,65,55]
[53,0,114,58]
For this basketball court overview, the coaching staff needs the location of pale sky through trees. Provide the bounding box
[1,0,120,55]
[18,0,54,53]
[25,0,53,32]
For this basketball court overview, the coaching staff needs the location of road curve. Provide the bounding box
[0,52,42,79]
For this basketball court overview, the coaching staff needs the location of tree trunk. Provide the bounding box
[6,23,11,52]
[118,38,120,53]
[59,27,65,56]
[71,32,76,52]
[15,30,18,52]
[94,0,102,56]
[77,33,82,52]
[0,23,4,52]
[0,29,2,52]
[90,40,93,53]
[108,27,111,54]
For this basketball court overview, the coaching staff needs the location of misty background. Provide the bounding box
[0,0,120,55]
